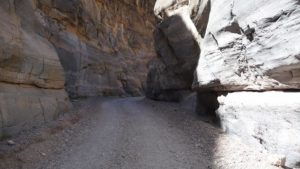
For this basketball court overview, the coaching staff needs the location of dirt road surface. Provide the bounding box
[0,97,280,169]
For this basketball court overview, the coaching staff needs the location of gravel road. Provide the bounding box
[0,97,280,169]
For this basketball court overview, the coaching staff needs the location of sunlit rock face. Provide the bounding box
[146,0,210,101]
[37,0,156,98]
[194,0,300,91]
[193,0,300,167]
[217,92,300,167]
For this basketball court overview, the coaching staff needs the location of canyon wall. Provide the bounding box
[0,0,70,138]
[194,0,300,91]
[148,0,300,167]
[0,0,155,138]
[194,0,300,167]
[37,0,156,98]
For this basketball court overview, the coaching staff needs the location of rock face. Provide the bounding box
[0,1,70,138]
[194,0,300,91]
[192,0,300,167]
[146,0,210,101]
[0,1,65,89]
[0,83,70,137]
[148,0,300,167]
[217,92,300,167]
[0,0,155,137]
[37,0,156,98]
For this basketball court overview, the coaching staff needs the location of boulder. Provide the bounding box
[146,0,208,101]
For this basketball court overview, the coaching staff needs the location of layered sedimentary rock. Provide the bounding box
[192,0,300,167]
[37,0,156,98]
[146,0,210,101]
[0,1,70,137]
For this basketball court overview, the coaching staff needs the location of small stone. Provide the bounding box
[268,154,286,167]
[7,140,16,146]
[40,152,46,156]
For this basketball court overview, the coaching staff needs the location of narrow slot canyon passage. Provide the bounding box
[1,0,300,169]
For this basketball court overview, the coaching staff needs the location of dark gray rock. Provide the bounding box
[146,12,201,101]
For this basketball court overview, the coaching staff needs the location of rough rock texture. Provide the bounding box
[217,92,300,167]
[0,0,155,137]
[194,0,300,91]
[191,0,300,167]
[0,1,70,138]
[0,1,65,89]
[0,83,70,137]
[37,0,156,98]
[150,0,300,167]
[146,0,210,101]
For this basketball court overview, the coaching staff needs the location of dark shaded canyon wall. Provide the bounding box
[148,0,300,167]
[0,0,155,138]
[37,0,156,98]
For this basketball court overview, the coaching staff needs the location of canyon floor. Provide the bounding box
[0,97,281,169]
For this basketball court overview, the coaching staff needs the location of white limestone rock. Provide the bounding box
[216,91,300,167]
[194,0,300,91]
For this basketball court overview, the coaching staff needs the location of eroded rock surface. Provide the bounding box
[217,92,300,167]
[0,1,65,89]
[0,1,70,138]
[0,83,70,137]
[37,0,156,98]
[148,0,300,167]
[191,0,300,167]
[194,0,300,91]
[0,0,155,137]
